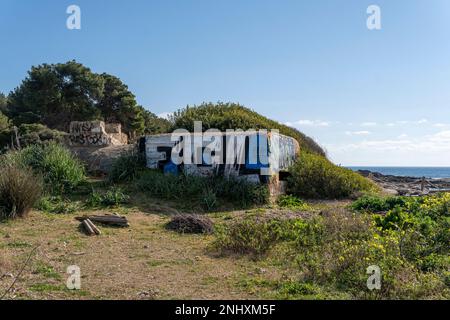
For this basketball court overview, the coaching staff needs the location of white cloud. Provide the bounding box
[325,129,450,166]
[345,130,371,136]
[361,122,377,127]
[428,130,450,143]
[288,120,330,127]
[384,119,429,127]
[398,133,408,139]
[328,130,450,154]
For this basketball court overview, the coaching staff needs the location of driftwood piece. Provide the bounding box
[85,219,101,235]
[82,219,95,236]
[76,215,129,227]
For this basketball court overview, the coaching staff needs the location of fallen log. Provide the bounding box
[85,219,101,235]
[76,215,129,227]
[82,219,95,236]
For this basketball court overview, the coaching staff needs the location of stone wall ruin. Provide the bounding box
[69,121,128,147]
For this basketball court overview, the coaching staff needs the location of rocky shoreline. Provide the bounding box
[357,170,450,196]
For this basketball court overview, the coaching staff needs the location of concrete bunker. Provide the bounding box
[140,131,300,196]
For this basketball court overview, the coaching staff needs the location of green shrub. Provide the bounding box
[2,143,86,193]
[86,187,130,207]
[0,111,11,151]
[201,188,218,211]
[290,210,448,299]
[212,177,270,207]
[134,170,204,198]
[37,196,80,214]
[373,206,415,230]
[0,165,42,220]
[134,170,269,210]
[277,281,319,297]
[353,194,449,269]
[108,151,145,183]
[351,195,408,212]
[16,124,66,147]
[213,207,449,299]
[277,195,310,210]
[0,111,9,132]
[366,193,449,276]
[213,215,298,256]
[287,153,378,199]
[0,123,66,151]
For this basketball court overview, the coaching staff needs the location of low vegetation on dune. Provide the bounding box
[170,102,326,156]
[212,193,449,299]
[86,186,130,208]
[0,120,67,152]
[108,151,146,184]
[287,152,379,199]
[133,169,270,211]
[1,143,86,194]
[0,143,86,220]
[353,193,449,273]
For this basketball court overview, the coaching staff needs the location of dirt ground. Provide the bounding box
[0,198,329,300]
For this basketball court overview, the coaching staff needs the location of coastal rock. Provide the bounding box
[358,170,450,196]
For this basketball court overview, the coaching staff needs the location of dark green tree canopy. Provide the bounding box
[0,93,10,132]
[0,94,11,149]
[0,92,7,113]
[0,111,9,132]
[8,61,104,131]
[97,73,144,135]
[6,61,168,138]
[139,106,171,135]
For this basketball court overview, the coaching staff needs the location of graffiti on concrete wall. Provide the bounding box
[69,121,111,146]
[69,121,127,147]
[69,133,111,146]
[144,130,299,180]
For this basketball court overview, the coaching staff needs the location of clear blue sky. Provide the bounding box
[1,0,450,166]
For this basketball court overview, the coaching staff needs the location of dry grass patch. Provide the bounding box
[0,207,295,300]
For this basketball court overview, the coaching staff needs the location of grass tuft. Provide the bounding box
[0,165,42,220]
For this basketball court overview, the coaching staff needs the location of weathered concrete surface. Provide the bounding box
[70,144,136,173]
[105,123,128,145]
[143,132,299,196]
[69,121,127,147]
[144,132,299,175]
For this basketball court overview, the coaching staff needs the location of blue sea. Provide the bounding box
[347,167,450,179]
